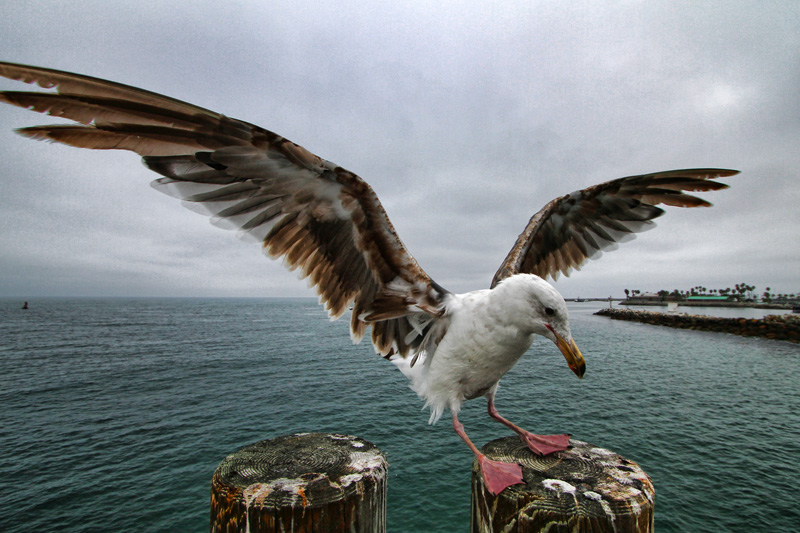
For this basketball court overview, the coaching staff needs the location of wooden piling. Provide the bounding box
[210,433,387,533]
[471,437,653,532]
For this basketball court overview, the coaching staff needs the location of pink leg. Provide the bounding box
[487,396,570,456]
[452,411,524,495]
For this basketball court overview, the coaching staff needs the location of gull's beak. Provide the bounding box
[553,331,586,379]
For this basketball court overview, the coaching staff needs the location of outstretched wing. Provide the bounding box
[491,168,738,287]
[0,61,448,357]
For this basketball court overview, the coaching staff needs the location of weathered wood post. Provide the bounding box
[210,433,387,533]
[471,437,653,532]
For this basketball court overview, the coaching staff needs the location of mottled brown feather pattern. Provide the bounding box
[0,61,447,358]
[0,62,736,360]
[491,169,737,287]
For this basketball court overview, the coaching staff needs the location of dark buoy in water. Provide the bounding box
[21,301,29,310]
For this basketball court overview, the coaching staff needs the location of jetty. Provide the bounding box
[595,308,800,343]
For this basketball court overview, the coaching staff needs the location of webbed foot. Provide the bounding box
[519,432,570,455]
[478,455,524,495]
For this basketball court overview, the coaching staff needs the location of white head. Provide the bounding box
[494,274,586,378]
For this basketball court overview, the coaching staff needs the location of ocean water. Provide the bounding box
[1,298,798,532]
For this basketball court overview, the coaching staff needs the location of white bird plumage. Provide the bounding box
[393,274,572,425]
[0,61,736,495]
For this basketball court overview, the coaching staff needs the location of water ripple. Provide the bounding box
[1,299,798,532]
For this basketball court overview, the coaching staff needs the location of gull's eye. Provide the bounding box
[544,307,556,316]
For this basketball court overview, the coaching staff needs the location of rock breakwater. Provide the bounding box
[594,308,800,343]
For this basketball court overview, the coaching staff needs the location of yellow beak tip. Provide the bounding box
[557,336,586,379]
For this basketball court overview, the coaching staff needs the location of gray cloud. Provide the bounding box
[0,1,797,298]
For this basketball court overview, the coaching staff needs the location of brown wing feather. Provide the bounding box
[491,169,738,287]
[0,61,448,357]
[0,61,221,119]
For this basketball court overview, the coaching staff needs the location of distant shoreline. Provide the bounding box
[566,298,793,310]
[618,300,792,309]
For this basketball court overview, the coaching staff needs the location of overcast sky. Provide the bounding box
[0,1,797,300]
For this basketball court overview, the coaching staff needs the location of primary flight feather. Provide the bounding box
[0,61,736,494]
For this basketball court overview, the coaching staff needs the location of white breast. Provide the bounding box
[397,289,536,424]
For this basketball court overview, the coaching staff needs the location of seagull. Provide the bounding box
[0,61,736,495]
